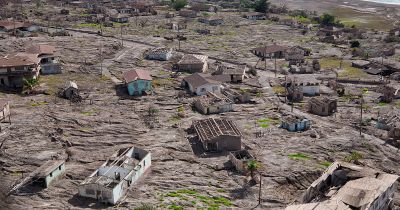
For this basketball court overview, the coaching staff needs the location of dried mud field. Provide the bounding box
[0,11,400,210]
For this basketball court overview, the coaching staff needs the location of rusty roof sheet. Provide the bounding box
[178,54,207,65]
[0,55,36,68]
[26,45,56,55]
[193,118,242,143]
[124,69,152,83]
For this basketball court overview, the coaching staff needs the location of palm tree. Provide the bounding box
[247,160,260,180]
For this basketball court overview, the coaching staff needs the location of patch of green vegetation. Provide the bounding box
[318,161,332,168]
[344,151,364,162]
[331,7,392,30]
[396,101,400,109]
[168,204,183,210]
[272,86,286,95]
[216,189,226,193]
[78,127,91,132]
[212,196,232,206]
[162,190,233,209]
[29,101,49,107]
[81,109,99,116]
[165,192,181,197]
[177,189,198,195]
[319,57,368,78]
[257,118,271,128]
[170,116,181,123]
[378,102,388,107]
[288,153,311,160]
[177,105,185,113]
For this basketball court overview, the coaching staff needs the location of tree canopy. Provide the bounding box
[254,0,270,13]
[171,0,187,11]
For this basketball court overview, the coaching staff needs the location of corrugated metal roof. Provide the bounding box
[124,70,152,83]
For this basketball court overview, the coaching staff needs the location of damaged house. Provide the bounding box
[110,14,129,23]
[222,88,251,103]
[0,99,10,123]
[179,10,198,18]
[79,146,151,205]
[0,55,39,88]
[182,73,222,96]
[286,75,320,96]
[286,161,399,210]
[124,70,152,96]
[251,44,288,59]
[198,17,223,26]
[24,45,62,75]
[243,12,266,20]
[308,97,337,116]
[285,46,306,65]
[286,84,303,102]
[280,114,310,132]
[376,110,400,140]
[229,150,254,172]
[176,54,208,73]
[213,64,247,83]
[192,118,242,151]
[194,91,233,115]
[145,48,173,61]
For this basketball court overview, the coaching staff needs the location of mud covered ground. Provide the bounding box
[0,7,400,210]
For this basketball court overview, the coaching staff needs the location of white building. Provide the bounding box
[182,73,222,96]
[78,146,151,204]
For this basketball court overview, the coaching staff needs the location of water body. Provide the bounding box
[361,0,400,5]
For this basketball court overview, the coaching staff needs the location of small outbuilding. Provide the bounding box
[110,14,129,23]
[176,54,208,73]
[124,70,152,96]
[33,160,65,188]
[194,92,233,115]
[243,12,266,20]
[308,97,337,116]
[214,64,247,83]
[229,150,254,172]
[280,114,310,132]
[192,118,242,151]
[145,48,172,61]
[251,44,288,59]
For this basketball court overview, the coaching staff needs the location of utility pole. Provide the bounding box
[360,94,363,136]
[120,25,124,47]
[100,39,103,73]
[274,57,277,78]
[258,172,262,205]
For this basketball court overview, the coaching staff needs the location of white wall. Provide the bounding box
[301,86,319,95]
[195,84,221,96]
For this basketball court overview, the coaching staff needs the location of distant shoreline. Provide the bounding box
[359,0,400,5]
